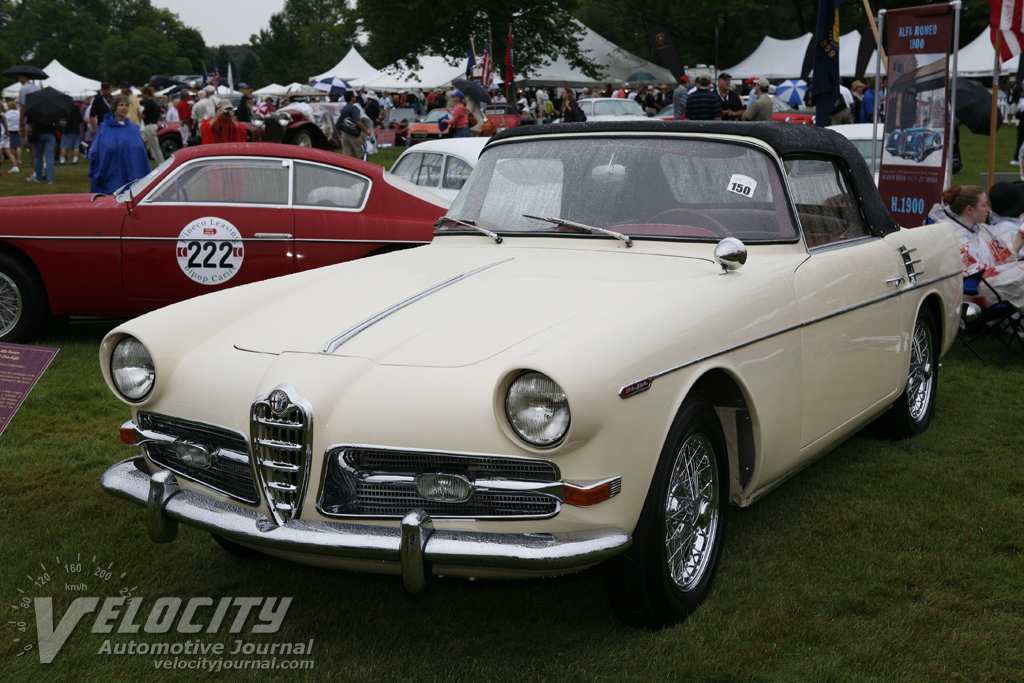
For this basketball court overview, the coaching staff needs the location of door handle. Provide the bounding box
[254,233,293,239]
[886,276,905,287]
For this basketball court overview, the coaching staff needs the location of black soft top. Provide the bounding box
[490,120,899,236]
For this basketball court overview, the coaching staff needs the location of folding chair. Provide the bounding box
[958,273,1024,367]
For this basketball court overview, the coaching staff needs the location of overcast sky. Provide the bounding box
[154,0,287,46]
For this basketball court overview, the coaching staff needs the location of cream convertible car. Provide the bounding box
[100,121,962,628]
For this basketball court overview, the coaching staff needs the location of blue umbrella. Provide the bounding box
[310,76,352,94]
[775,79,808,107]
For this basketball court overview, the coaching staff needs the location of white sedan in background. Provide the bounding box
[390,138,489,202]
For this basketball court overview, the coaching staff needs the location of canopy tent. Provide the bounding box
[355,55,466,91]
[956,29,1019,77]
[517,21,674,87]
[723,31,881,80]
[310,48,382,84]
[2,58,101,100]
[252,83,289,97]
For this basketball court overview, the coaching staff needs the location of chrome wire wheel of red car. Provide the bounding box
[0,253,45,343]
[605,398,726,629]
[874,308,938,440]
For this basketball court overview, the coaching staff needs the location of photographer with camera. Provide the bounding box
[200,99,246,144]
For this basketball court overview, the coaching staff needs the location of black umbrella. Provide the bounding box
[452,79,491,104]
[2,65,48,79]
[24,87,74,127]
[955,78,1001,136]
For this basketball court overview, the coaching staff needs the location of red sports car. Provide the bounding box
[0,143,449,342]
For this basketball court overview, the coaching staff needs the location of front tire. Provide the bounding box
[874,308,938,439]
[0,253,45,343]
[160,135,181,158]
[605,398,727,629]
[290,129,314,147]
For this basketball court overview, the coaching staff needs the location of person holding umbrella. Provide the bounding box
[88,94,150,194]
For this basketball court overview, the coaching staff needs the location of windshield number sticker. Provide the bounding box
[727,174,757,198]
[176,217,244,285]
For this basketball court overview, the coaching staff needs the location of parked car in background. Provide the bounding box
[409,108,455,142]
[655,97,813,124]
[157,119,264,157]
[828,123,886,183]
[577,97,649,121]
[381,107,419,129]
[885,125,943,162]
[390,137,488,201]
[481,103,522,131]
[258,101,350,148]
[100,121,960,629]
[0,143,447,343]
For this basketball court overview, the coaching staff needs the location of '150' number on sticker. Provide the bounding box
[729,182,752,196]
[185,241,235,269]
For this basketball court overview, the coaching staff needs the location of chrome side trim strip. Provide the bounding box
[320,258,514,353]
[619,269,962,398]
[101,458,632,585]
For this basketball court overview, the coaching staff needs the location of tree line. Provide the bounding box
[0,0,997,92]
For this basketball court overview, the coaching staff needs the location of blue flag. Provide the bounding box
[812,0,847,126]
[466,39,476,79]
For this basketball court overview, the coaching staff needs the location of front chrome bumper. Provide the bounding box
[101,457,632,592]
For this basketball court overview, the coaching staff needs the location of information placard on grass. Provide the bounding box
[0,343,58,437]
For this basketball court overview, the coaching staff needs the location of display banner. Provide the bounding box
[878,4,954,227]
[0,343,58,437]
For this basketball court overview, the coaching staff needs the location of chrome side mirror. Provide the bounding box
[714,237,747,275]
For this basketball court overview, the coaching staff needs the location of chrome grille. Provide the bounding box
[250,385,312,525]
[320,446,560,519]
[137,413,258,504]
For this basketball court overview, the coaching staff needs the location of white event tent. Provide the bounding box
[518,22,673,87]
[956,29,1018,77]
[310,48,382,85]
[723,31,881,80]
[2,58,102,100]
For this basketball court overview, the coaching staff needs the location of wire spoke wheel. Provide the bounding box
[664,432,719,590]
[0,271,23,338]
[906,317,934,423]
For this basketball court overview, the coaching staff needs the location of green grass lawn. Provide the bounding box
[1,131,1023,681]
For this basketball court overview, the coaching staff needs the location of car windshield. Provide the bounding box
[117,154,175,202]
[423,109,451,123]
[443,136,798,242]
[590,100,646,116]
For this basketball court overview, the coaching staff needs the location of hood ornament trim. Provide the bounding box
[320,258,514,354]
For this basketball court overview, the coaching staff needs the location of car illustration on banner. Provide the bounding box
[100,121,962,629]
[0,143,448,343]
[885,126,944,162]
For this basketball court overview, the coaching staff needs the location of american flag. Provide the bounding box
[480,28,493,89]
[991,0,1024,61]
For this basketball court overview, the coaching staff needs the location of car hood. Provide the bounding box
[224,240,736,367]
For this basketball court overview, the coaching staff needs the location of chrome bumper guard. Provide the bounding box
[102,457,632,592]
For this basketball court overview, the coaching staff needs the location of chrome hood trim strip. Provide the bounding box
[320,258,514,354]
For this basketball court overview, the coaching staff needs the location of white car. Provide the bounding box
[828,123,887,183]
[101,121,961,629]
[576,97,649,121]
[389,137,489,202]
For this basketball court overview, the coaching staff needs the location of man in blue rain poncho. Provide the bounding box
[88,93,151,194]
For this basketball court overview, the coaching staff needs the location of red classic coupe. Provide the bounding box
[0,143,449,342]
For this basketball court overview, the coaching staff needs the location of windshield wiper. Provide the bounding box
[433,216,502,244]
[522,214,632,247]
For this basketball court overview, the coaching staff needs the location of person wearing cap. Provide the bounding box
[716,73,745,121]
[742,79,773,121]
[449,91,470,137]
[200,99,246,144]
[850,80,875,123]
[88,82,113,131]
[672,75,689,120]
[88,93,150,194]
[191,86,217,130]
[139,87,165,163]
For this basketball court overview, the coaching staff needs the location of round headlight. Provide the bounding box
[110,336,155,401]
[505,371,570,447]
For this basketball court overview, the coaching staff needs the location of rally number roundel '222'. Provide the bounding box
[175,217,244,285]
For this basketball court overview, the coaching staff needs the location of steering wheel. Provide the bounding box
[647,208,732,237]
